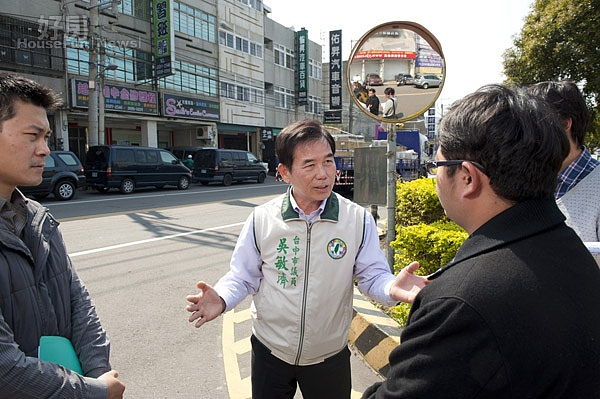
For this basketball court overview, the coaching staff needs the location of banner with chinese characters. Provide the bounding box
[163,93,220,121]
[72,80,159,115]
[329,30,342,110]
[296,28,308,106]
[153,0,175,78]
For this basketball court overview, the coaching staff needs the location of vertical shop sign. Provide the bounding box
[329,30,342,110]
[427,107,436,139]
[297,28,308,105]
[153,0,174,78]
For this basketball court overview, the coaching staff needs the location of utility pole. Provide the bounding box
[386,122,397,272]
[98,48,105,145]
[87,0,99,146]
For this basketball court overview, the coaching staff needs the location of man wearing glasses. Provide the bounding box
[363,85,600,398]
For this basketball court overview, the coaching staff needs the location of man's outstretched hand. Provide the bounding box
[389,262,430,304]
[186,281,226,328]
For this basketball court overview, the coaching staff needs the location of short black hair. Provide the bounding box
[275,119,335,171]
[384,87,395,96]
[0,73,62,130]
[438,84,569,202]
[525,80,589,147]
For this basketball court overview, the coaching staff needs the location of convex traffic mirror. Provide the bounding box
[347,21,445,124]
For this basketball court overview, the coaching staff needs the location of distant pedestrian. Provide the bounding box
[182,154,194,169]
[365,88,380,116]
[381,87,398,118]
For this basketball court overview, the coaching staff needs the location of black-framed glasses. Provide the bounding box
[425,160,488,176]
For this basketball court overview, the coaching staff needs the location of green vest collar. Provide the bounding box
[280,186,339,222]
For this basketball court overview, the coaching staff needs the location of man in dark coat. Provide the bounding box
[363,84,600,398]
[365,88,380,116]
[0,73,125,398]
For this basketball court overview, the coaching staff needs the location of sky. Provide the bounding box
[267,0,534,107]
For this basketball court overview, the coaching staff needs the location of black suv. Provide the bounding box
[19,151,86,201]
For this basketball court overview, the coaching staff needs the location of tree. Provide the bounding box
[502,0,600,151]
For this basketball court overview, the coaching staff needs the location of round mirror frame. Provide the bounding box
[346,21,445,124]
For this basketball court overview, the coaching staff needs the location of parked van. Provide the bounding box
[192,148,267,186]
[84,145,192,194]
[166,146,205,162]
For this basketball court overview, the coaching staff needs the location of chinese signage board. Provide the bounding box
[323,109,342,124]
[153,0,175,78]
[427,107,436,139]
[296,28,308,106]
[329,30,342,110]
[72,79,159,115]
[354,50,416,60]
[416,36,443,68]
[163,93,220,121]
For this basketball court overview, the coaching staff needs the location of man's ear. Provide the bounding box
[564,117,572,134]
[461,161,484,198]
[277,163,291,183]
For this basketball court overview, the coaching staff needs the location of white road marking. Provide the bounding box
[69,222,245,257]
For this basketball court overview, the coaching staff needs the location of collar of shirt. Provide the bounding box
[556,146,600,199]
[289,191,326,223]
[0,190,28,237]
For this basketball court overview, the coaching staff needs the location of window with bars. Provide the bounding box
[274,44,294,69]
[307,95,322,114]
[65,37,153,85]
[309,59,322,80]
[220,81,264,105]
[0,15,64,71]
[219,30,263,59]
[118,0,151,20]
[274,86,295,109]
[173,2,216,43]
[161,59,218,96]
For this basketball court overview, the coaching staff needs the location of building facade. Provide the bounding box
[0,0,324,165]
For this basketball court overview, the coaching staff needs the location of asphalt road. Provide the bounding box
[44,177,383,398]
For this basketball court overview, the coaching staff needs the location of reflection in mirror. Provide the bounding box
[347,21,445,123]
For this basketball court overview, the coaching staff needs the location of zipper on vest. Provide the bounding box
[294,221,312,365]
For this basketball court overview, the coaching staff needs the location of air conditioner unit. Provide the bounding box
[196,126,209,139]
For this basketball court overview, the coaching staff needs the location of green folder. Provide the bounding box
[38,336,83,374]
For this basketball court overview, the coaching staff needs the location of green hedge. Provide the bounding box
[395,177,448,226]
[385,177,468,326]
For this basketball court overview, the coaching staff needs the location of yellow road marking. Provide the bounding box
[222,304,364,398]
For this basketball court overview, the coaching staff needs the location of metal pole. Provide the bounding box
[98,49,105,145]
[87,0,99,146]
[386,122,397,272]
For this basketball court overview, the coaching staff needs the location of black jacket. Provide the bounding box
[365,95,380,116]
[364,199,600,398]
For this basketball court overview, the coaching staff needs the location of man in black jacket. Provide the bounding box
[363,84,600,398]
[365,88,380,116]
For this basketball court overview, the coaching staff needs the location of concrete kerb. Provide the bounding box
[348,213,403,377]
[349,287,402,377]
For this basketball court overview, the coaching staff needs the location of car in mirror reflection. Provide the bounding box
[415,74,442,89]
